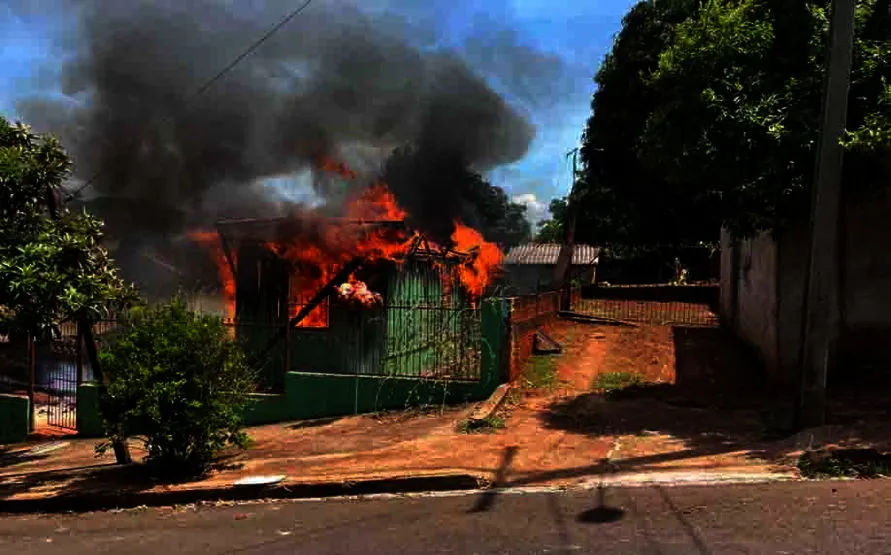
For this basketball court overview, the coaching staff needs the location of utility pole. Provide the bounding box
[796,0,856,429]
[554,148,580,311]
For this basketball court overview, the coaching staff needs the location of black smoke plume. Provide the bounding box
[14,0,549,296]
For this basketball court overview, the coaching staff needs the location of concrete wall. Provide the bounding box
[719,228,736,324]
[505,288,581,382]
[504,265,595,296]
[0,393,30,445]
[720,229,781,378]
[722,188,891,383]
[840,189,891,329]
[775,224,809,381]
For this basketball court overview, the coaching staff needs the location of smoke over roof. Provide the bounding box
[12,0,564,296]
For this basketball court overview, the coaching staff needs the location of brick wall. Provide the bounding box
[504,288,580,382]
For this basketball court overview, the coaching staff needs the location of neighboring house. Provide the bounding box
[720,187,891,385]
[503,243,599,295]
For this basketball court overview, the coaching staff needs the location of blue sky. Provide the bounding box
[0,0,636,224]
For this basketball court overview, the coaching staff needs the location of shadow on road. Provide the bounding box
[577,484,625,524]
[468,445,518,513]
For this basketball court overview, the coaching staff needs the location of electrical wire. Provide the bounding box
[63,0,315,202]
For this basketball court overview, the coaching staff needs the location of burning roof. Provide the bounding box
[189,168,504,325]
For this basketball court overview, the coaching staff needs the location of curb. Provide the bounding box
[0,473,484,516]
[588,471,801,488]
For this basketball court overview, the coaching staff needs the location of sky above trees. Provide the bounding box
[0,0,636,224]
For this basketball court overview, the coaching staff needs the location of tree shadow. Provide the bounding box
[0,448,245,512]
[0,448,50,469]
[0,462,156,507]
[539,325,797,472]
[532,324,891,482]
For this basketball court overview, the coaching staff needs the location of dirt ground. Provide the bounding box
[4,311,891,504]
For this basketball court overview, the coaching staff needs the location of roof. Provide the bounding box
[214,217,473,264]
[504,243,600,266]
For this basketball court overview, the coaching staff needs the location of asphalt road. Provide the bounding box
[1,480,890,554]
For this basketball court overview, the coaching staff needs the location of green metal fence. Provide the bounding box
[382,261,481,381]
[237,259,483,391]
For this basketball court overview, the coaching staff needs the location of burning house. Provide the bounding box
[192,184,504,395]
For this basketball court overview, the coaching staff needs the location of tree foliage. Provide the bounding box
[534,197,568,242]
[99,299,255,478]
[0,117,136,337]
[577,0,891,245]
[578,0,704,249]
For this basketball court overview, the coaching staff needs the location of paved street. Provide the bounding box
[1,480,890,554]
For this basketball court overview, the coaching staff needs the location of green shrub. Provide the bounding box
[523,356,558,390]
[98,299,255,478]
[592,371,644,392]
[457,414,506,434]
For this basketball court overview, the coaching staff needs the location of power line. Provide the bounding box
[64,0,314,202]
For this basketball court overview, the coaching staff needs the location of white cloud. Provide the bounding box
[512,192,549,223]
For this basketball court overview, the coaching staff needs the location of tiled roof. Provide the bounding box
[504,243,600,265]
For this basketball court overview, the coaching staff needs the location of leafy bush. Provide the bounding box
[98,299,255,478]
[798,448,891,480]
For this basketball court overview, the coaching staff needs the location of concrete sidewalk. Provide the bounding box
[1,320,827,513]
[0,407,798,514]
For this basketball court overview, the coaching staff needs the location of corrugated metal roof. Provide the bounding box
[504,243,600,265]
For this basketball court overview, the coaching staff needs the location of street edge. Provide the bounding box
[0,473,485,516]
[0,470,811,515]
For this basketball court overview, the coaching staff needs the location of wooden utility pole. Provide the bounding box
[554,148,580,311]
[796,0,856,429]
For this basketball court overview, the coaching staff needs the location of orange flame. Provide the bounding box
[317,156,358,180]
[268,164,413,326]
[451,221,504,298]
[187,231,236,323]
[191,158,504,324]
[345,183,407,221]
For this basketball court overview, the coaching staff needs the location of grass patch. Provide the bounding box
[592,371,644,392]
[504,388,523,407]
[456,414,506,434]
[523,356,558,390]
[797,448,891,479]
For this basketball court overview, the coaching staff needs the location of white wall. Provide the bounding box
[720,228,781,378]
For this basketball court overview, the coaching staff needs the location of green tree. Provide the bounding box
[641,0,891,237]
[577,0,704,249]
[99,299,255,478]
[0,117,136,338]
[578,0,891,245]
[534,197,568,242]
